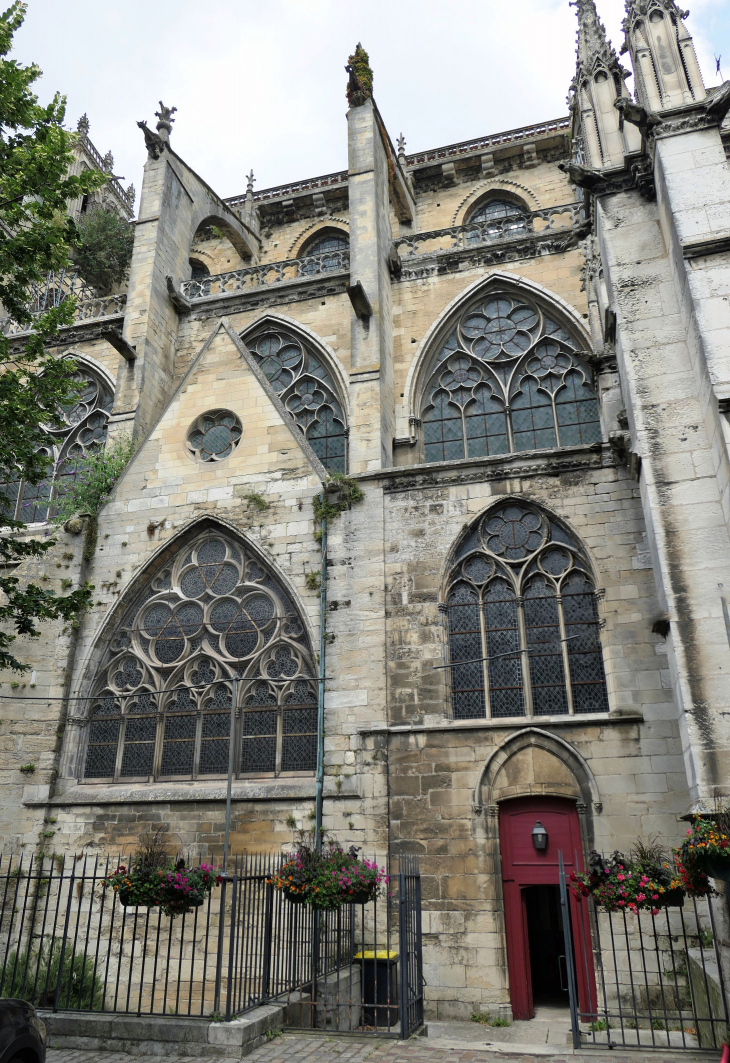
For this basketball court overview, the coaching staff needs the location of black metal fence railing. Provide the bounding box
[559,855,730,1051]
[0,852,424,1038]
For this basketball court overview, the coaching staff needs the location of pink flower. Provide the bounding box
[617,874,625,881]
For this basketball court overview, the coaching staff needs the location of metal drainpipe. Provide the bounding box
[314,509,327,853]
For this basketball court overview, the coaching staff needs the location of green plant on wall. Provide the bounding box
[313,474,364,542]
[53,434,134,525]
[73,207,134,295]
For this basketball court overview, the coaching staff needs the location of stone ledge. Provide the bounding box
[25,779,317,807]
[362,711,644,735]
[40,1003,285,1058]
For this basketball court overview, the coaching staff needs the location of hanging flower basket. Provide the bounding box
[103,862,221,918]
[677,815,730,883]
[268,832,387,911]
[571,845,688,915]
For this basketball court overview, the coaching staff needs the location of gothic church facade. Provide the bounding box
[2,0,730,1021]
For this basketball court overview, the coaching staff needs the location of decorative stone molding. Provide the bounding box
[451,179,541,226]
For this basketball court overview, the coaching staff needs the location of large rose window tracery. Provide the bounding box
[422,291,602,462]
[83,531,317,782]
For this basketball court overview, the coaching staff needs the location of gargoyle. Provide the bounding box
[614,97,662,140]
[137,120,166,160]
[704,80,730,122]
[557,161,608,193]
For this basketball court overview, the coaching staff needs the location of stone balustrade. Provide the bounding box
[1,292,127,336]
[180,249,350,301]
[393,202,585,260]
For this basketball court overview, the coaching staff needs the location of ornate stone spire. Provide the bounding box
[397,133,407,167]
[154,101,177,143]
[102,151,114,172]
[125,183,136,206]
[622,0,705,110]
[246,169,255,195]
[77,113,90,135]
[568,0,640,168]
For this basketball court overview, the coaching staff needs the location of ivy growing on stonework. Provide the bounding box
[313,474,364,541]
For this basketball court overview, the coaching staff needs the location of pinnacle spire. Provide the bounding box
[572,0,622,84]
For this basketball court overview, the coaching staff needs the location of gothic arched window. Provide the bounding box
[465,199,529,243]
[244,323,347,473]
[83,529,317,782]
[445,502,608,720]
[421,289,601,463]
[0,363,113,524]
[299,231,349,274]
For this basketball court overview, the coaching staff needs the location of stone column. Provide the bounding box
[347,97,395,473]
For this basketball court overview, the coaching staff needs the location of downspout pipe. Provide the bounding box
[314,509,327,853]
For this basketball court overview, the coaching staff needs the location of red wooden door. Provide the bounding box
[499,796,595,1021]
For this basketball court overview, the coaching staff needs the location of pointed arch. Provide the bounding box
[292,223,349,261]
[79,518,317,782]
[240,314,349,474]
[0,354,115,525]
[410,273,601,463]
[442,497,608,721]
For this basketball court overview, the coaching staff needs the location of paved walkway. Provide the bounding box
[46,1031,715,1063]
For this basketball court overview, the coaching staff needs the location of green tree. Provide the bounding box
[74,207,134,295]
[0,2,106,671]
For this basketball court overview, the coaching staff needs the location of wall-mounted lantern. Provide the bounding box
[532,821,548,851]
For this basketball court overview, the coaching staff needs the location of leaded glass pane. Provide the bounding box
[465,385,509,458]
[555,369,602,446]
[84,719,120,778]
[308,406,346,473]
[511,378,557,452]
[524,576,568,715]
[483,580,524,718]
[448,582,485,720]
[282,733,317,771]
[563,572,608,713]
[423,392,464,464]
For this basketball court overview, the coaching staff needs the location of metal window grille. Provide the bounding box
[445,503,608,720]
[422,292,601,463]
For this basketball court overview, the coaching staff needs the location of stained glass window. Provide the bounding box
[0,364,113,524]
[421,291,601,464]
[186,410,242,462]
[243,323,347,473]
[83,529,318,781]
[300,231,349,274]
[465,199,529,243]
[444,502,608,719]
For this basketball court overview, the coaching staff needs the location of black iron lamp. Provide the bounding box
[532,820,548,851]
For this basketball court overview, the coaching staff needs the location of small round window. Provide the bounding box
[187,410,242,462]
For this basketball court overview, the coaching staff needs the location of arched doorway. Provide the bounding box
[499,796,595,1021]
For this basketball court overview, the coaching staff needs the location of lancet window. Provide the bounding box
[466,199,528,241]
[0,364,113,524]
[244,323,347,473]
[83,530,318,782]
[445,502,608,721]
[421,290,601,463]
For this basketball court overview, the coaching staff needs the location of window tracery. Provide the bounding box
[421,290,601,463]
[465,198,528,242]
[445,502,608,721]
[299,231,349,274]
[83,530,318,781]
[244,323,347,473]
[1,363,113,524]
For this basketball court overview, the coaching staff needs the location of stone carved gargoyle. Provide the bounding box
[137,120,166,160]
[704,80,730,122]
[614,96,662,140]
[557,161,609,193]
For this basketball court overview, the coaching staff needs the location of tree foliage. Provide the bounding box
[0,2,106,671]
[74,207,134,295]
[52,434,134,524]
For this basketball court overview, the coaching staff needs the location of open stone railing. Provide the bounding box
[180,249,350,300]
[393,202,585,260]
[1,291,127,337]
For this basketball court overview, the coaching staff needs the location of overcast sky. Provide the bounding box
[12,0,730,206]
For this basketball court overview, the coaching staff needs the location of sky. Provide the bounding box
[11,0,730,206]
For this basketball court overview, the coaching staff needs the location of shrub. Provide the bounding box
[0,940,102,1009]
[73,207,134,295]
[53,434,134,524]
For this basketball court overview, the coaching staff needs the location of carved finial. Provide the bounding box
[397,133,406,157]
[346,43,373,107]
[77,113,90,135]
[154,101,177,143]
[102,151,114,172]
[246,169,255,194]
[125,183,136,206]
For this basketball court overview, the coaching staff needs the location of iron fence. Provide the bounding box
[0,851,423,1037]
[559,854,730,1050]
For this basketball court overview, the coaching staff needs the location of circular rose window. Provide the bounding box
[186,410,242,462]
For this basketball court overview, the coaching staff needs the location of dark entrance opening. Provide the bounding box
[524,884,569,1008]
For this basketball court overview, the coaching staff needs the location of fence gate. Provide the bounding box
[559,856,730,1050]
